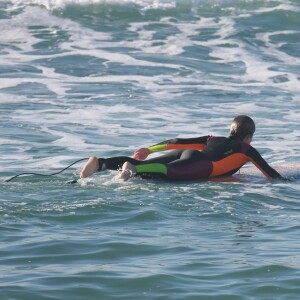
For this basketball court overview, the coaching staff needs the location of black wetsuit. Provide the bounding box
[98,136,283,180]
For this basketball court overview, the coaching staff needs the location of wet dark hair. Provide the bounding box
[230,115,256,140]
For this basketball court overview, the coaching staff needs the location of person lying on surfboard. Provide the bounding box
[80,115,284,181]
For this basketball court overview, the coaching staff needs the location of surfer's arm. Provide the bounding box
[133,136,209,160]
[247,147,284,179]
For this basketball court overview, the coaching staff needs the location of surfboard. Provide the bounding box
[233,161,300,181]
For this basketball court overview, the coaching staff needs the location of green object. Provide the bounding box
[136,163,167,175]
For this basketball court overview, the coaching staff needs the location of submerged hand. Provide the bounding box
[133,148,150,160]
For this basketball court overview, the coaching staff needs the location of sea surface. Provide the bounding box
[1,0,300,299]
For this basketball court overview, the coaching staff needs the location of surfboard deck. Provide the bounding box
[233,161,300,181]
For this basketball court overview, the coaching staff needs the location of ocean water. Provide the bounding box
[1,0,300,299]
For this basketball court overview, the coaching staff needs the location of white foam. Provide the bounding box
[0,5,185,99]
[2,3,297,101]
[11,0,177,11]
[11,0,299,13]
[252,2,300,14]
[1,0,299,170]
[189,17,300,93]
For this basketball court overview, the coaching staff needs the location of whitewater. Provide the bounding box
[1,0,300,299]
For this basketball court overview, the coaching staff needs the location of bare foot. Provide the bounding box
[80,156,100,178]
[118,161,136,181]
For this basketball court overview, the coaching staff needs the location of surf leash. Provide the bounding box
[5,157,89,183]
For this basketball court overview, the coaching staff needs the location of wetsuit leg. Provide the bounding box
[142,149,185,164]
[99,149,185,171]
[166,149,213,180]
[99,149,213,181]
[135,149,213,181]
[99,156,137,171]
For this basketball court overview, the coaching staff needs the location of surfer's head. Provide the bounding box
[230,115,256,143]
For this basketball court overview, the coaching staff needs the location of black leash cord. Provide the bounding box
[5,158,89,183]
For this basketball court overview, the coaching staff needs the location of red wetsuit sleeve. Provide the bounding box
[246,146,283,179]
[148,136,209,153]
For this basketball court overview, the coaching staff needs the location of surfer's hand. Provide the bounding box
[133,148,150,160]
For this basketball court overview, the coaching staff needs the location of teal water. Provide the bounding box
[1,0,300,299]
